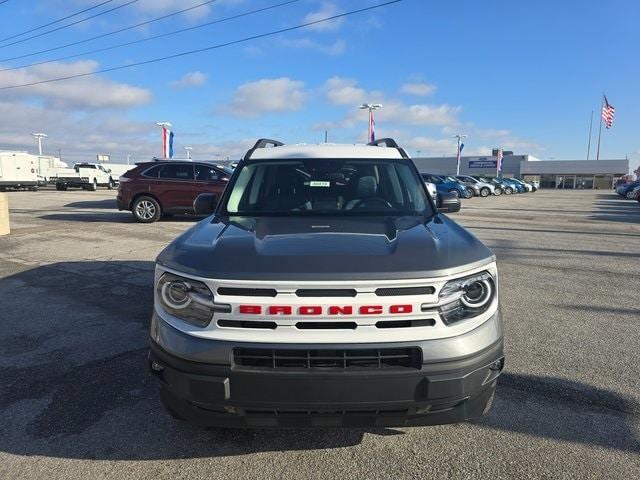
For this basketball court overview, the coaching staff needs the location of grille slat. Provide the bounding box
[234,347,421,370]
[217,287,277,297]
[296,289,357,297]
[375,286,435,296]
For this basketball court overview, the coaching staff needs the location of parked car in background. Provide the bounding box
[616,181,640,199]
[55,163,116,191]
[441,175,473,198]
[629,185,640,201]
[455,175,497,197]
[505,177,533,192]
[117,161,232,222]
[421,173,469,199]
[471,176,508,195]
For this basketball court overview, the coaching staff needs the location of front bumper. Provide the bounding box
[148,310,504,428]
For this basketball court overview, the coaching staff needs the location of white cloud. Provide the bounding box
[169,71,207,89]
[0,61,151,109]
[324,77,368,106]
[225,77,307,117]
[278,38,346,56]
[401,82,437,96]
[382,102,461,126]
[302,2,344,31]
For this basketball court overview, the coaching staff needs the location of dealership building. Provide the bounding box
[412,152,629,189]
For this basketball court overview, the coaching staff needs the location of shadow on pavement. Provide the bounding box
[0,261,638,460]
[64,199,119,209]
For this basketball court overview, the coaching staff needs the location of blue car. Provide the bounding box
[421,173,470,199]
[616,181,640,199]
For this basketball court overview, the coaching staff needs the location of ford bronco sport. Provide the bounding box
[149,138,504,427]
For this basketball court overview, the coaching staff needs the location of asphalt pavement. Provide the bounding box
[0,188,639,479]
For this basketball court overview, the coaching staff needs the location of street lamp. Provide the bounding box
[452,134,467,175]
[184,146,193,160]
[359,103,382,143]
[31,133,47,156]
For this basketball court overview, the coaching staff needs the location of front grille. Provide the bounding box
[233,347,422,370]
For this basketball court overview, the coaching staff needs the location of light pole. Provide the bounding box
[155,122,172,159]
[31,133,47,155]
[359,103,382,143]
[452,134,467,175]
[184,146,193,159]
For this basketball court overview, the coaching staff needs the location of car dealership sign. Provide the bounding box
[469,158,497,168]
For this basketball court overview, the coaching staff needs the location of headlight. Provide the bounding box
[437,271,496,325]
[156,273,215,327]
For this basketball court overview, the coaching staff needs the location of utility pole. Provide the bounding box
[31,133,47,155]
[586,110,594,160]
[452,134,467,175]
[359,103,382,142]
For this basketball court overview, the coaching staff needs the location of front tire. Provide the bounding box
[132,196,161,223]
[56,183,67,191]
[626,190,636,199]
[504,187,513,195]
[89,179,98,191]
[107,178,115,190]
[462,189,473,199]
[480,187,490,197]
[494,188,502,196]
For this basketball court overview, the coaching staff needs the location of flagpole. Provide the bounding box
[586,110,593,160]
[596,97,604,161]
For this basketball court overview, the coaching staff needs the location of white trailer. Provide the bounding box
[36,155,69,183]
[0,152,39,191]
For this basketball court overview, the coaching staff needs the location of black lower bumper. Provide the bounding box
[149,338,504,428]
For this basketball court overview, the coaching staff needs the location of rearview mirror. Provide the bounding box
[437,192,461,214]
[193,193,218,215]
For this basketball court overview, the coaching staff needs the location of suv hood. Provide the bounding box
[157,215,494,281]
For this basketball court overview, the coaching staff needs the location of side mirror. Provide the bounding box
[437,192,461,213]
[193,192,218,215]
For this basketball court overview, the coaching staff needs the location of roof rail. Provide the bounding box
[244,138,285,160]
[252,138,284,149]
[368,137,409,159]
[368,138,400,148]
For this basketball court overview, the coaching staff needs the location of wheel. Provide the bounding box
[132,196,162,223]
[480,187,490,197]
[493,188,502,196]
[29,186,39,192]
[55,183,67,191]
[448,189,460,199]
[88,179,98,191]
[107,178,115,190]
[504,187,513,195]
[626,190,636,199]
[462,189,473,199]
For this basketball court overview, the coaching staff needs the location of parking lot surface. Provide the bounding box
[1,189,639,480]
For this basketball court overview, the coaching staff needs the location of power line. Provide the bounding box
[0,0,140,50]
[0,1,116,43]
[0,0,403,90]
[0,0,301,71]
[0,0,221,63]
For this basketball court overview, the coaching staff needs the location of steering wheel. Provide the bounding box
[349,197,394,210]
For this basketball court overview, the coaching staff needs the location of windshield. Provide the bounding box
[444,176,460,183]
[223,158,433,217]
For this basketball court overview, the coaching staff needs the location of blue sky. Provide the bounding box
[0,0,637,170]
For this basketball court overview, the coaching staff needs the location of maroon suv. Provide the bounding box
[117,161,232,223]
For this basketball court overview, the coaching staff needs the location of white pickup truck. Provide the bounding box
[55,163,117,191]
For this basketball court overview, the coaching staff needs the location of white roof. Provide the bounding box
[249,143,406,160]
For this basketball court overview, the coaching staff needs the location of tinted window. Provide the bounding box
[195,164,219,181]
[158,164,194,180]
[142,165,162,178]
[224,158,431,216]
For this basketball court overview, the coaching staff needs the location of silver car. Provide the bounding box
[455,175,497,197]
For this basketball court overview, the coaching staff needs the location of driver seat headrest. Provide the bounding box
[357,176,377,198]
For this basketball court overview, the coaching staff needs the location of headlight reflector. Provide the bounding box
[157,273,214,327]
[438,271,495,324]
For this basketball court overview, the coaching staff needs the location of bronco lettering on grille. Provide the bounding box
[238,305,413,315]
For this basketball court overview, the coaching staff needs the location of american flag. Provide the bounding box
[368,109,375,143]
[601,95,615,129]
[496,148,503,175]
